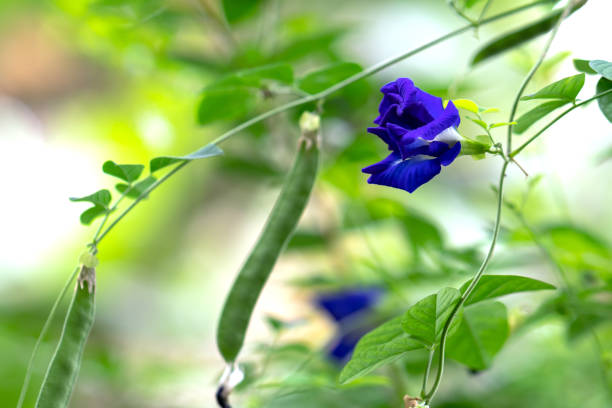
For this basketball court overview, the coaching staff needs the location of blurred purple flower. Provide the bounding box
[363,78,462,193]
[314,288,382,362]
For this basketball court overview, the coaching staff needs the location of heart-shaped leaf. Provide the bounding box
[79,206,107,225]
[447,301,509,370]
[102,161,144,183]
[70,189,112,208]
[115,176,157,198]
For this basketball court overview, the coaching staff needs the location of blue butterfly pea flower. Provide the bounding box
[314,288,382,362]
[363,78,462,193]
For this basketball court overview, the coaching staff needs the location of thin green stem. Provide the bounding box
[420,348,436,399]
[510,88,612,158]
[424,160,509,404]
[506,1,573,155]
[477,111,497,147]
[91,189,130,246]
[425,6,574,400]
[16,266,81,408]
[92,0,552,246]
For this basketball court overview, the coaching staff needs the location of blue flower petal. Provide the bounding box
[365,78,463,193]
[314,288,382,322]
[446,100,461,128]
[400,102,460,142]
[439,141,461,166]
[364,153,442,193]
[362,152,401,175]
[414,88,445,119]
[375,102,428,129]
[427,141,451,156]
[367,127,399,153]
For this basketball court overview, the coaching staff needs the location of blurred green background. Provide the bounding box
[1,0,611,407]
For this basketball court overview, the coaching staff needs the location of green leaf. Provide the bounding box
[297,62,362,94]
[480,107,499,114]
[400,211,444,250]
[150,144,223,172]
[246,64,294,85]
[573,59,597,75]
[596,77,612,123]
[222,0,265,23]
[402,287,462,346]
[339,316,423,384]
[489,121,517,129]
[461,0,484,9]
[210,64,294,89]
[447,301,509,370]
[79,206,107,225]
[460,275,555,306]
[150,157,182,173]
[513,100,568,134]
[102,161,144,183]
[542,224,612,272]
[197,87,257,125]
[471,5,584,66]
[521,73,585,102]
[567,301,612,340]
[590,60,612,81]
[467,117,489,130]
[115,176,157,198]
[453,98,479,114]
[70,189,111,208]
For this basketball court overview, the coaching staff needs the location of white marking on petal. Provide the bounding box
[408,154,436,162]
[433,127,461,144]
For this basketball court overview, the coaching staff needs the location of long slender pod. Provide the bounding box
[35,266,96,408]
[216,113,320,364]
[16,266,80,408]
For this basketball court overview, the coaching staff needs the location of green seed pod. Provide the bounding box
[216,117,320,363]
[35,266,96,408]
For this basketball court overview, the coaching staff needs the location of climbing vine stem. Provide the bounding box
[424,3,573,402]
[424,159,509,404]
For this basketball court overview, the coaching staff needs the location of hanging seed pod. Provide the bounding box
[35,265,96,408]
[216,111,321,364]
